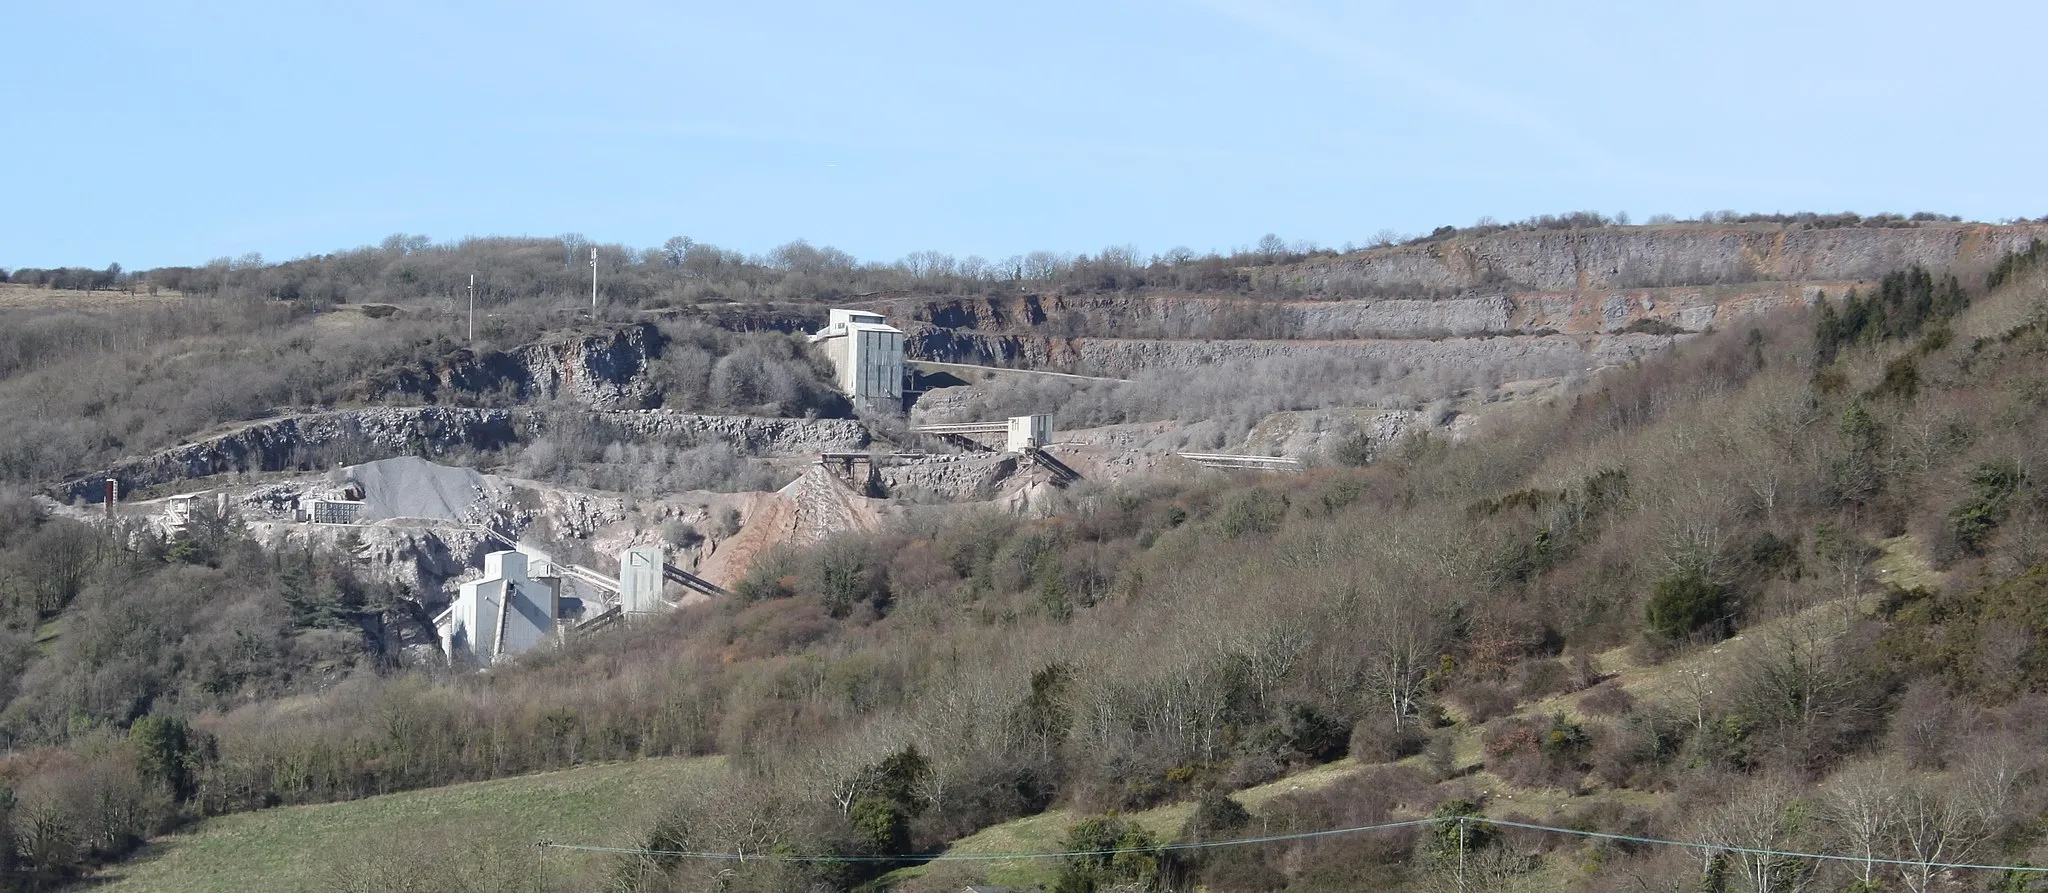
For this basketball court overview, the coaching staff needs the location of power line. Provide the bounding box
[1475,816,2048,874]
[539,819,1437,863]
[538,815,2048,875]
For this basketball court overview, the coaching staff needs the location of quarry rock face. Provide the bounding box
[355,323,664,410]
[869,224,2046,378]
[60,407,868,502]
[878,454,1023,502]
[1060,334,1601,380]
[886,292,1519,340]
[518,324,664,409]
[909,333,1641,382]
[1244,408,1429,460]
[1276,224,2048,294]
[585,412,870,455]
[63,408,527,502]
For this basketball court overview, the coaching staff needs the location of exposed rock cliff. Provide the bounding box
[61,408,870,502]
[862,225,2046,370]
[355,323,665,409]
[1273,223,2047,294]
[903,332,1672,380]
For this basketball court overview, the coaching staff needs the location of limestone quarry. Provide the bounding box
[43,221,2041,666]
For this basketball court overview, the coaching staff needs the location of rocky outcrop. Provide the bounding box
[878,454,1022,502]
[1274,224,2047,295]
[586,412,870,456]
[61,408,871,502]
[519,324,665,409]
[867,225,2046,360]
[881,292,1517,340]
[1070,334,1671,380]
[355,323,664,410]
[881,289,1813,373]
[905,332,1671,381]
[65,407,526,502]
[883,283,1846,355]
[1513,284,1824,334]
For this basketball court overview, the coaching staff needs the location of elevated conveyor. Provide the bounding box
[1176,452,1305,473]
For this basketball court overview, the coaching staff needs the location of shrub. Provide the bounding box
[1182,790,1251,842]
[1513,659,1576,702]
[1579,683,1636,717]
[1644,567,1727,641]
[1886,680,1959,769]
[1216,489,1288,540]
[1054,815,1169,893]
[1425,798,1491,865]
[1452,681,1518,723]
[1333,431,1377,467]
[1589,707,1684,789]
[661,520,702,548]
[1619,317,1686,336]
[1948,460,2023,556]
[1274,702,1350,764]
[1483,714,1593,788]
[1350,713,1427,763]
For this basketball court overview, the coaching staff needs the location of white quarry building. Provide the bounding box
[618,544,666,614]
[433,538,725,667]
[436,550,558,666]
[810,308,905,411]
[1005,413,1051,452]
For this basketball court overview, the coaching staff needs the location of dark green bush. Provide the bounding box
[1949,460,2023,555]
[1645,567,1727,641]
[1054,815,1169,893]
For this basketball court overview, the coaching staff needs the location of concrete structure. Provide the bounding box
[911,415,1054,453]
[308,498,365,525]
[1176,452,1305,473]
[619,544,665,614]
[810,309,906,411]
[1005,414,1051,452]
[434,550,559,666]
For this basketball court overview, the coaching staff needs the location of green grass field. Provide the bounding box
[92,756,722,893]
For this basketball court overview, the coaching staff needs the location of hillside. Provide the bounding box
[92,757,719,893]
[3,222,2048,892]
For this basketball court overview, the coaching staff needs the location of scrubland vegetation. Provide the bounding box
[0,297,844,490]
[4,226,2048,891]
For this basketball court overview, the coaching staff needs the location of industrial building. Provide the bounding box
[433,536,729,666]
[810,308,906,411]
[435,550,558,666]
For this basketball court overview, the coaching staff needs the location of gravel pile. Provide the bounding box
[345,456,496,522]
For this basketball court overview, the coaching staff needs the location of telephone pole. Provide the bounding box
[467,273,475,343]
[589,248,598,313]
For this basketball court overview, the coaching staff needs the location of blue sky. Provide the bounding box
[5,0,2044,269]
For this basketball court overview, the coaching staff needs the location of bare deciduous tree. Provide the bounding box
[1819,759,1905,889]
[1687,775,1816,893]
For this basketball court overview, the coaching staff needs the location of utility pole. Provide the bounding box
[467,272,475,343]
[1457,816,1467,893]
[590,248,598,313]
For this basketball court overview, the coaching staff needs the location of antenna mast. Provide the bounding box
[467,272,475,343]
[590,248,598,313]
